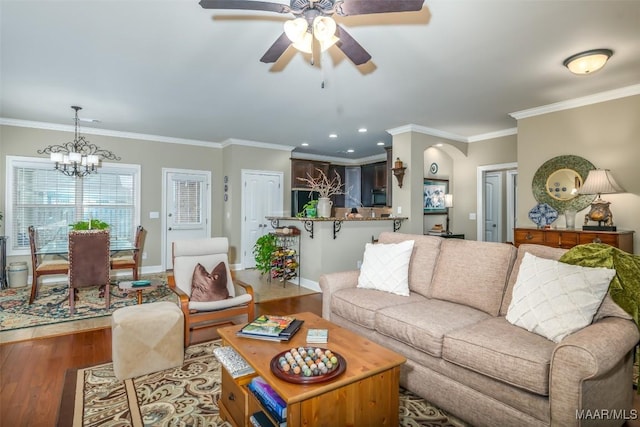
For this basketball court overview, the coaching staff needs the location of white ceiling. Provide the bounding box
[2,0,639,160]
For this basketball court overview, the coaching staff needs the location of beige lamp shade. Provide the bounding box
[578,169,624,196]
[444,194,453,208]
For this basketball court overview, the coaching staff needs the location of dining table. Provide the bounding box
[36,238,137,258]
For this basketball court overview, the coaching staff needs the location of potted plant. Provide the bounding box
[252,233,278,275]
[296,169,344,218]
[70,219,110,230]
[298,199,318,218]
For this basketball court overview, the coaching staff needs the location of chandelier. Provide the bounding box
[38,106,121,178]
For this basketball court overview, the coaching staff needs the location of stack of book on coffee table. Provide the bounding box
[236,314,304,342]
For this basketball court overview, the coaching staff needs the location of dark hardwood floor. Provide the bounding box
[0,294,322,427]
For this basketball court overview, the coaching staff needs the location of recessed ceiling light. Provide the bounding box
[376,142,385,146]
[329,133,338,138]
[358,128,367,133]
[301,142,309,146]
[347,149,355,153]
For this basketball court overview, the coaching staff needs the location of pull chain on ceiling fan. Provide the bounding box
[199,0,425,65]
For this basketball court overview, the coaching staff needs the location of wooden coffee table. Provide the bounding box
[217,311,406,427]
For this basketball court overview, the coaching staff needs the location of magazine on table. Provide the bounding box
[240,315,296,337]
[237,317,304,342]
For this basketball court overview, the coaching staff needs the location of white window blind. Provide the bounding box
[8,157,140,252]
[173,179,202,225]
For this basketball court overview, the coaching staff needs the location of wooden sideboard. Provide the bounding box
[514,227,634,253]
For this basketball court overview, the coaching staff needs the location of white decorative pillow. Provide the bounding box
[357,240,414,296]
[506,252,615,343]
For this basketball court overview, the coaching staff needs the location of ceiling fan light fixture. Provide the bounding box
[284,18,308,43]
[313,16,336,42]
[292,32,313,54]
[563,49,613,75]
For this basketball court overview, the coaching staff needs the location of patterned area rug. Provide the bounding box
[59,340,468,427]
[0,274,176,332]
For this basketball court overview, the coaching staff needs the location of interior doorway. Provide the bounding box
[241,170,284,269]
[476,163,518,243]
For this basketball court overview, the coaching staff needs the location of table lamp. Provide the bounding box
[577,169,624,231]
[444,194,453,235]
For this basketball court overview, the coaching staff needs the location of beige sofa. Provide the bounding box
[319,232,639,427]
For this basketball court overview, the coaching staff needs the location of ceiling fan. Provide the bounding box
[199,0,425,65]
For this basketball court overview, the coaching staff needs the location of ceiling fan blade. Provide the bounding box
[335,25,371,65]
[336,0,424,16]
[260,32,293,63]
[199,0,289,14]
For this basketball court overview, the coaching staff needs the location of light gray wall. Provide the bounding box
[517,95,640,254]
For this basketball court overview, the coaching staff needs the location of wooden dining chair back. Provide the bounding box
[68,229,111,314]
[28,225,69,304]
[168,237,255,346]
[110,225,145,280]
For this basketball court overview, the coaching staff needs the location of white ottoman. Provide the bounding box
[111,301,184,380]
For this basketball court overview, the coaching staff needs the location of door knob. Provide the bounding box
[168,227,172,231]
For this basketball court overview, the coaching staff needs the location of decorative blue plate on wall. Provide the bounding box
[528,203,559,227]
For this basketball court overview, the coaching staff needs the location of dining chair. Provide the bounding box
[110,225,145,280]
[168,237,255,347]
[68,229,111,315]
[28,225,69,304]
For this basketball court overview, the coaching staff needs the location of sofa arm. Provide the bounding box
[319,270,359,320]
[550,317,639,426]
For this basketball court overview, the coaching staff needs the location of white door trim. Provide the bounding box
[476,162,517,242]
[161,167,212,270]
[506,169,518,243]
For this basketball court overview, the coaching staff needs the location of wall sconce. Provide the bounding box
[391,157,407,188]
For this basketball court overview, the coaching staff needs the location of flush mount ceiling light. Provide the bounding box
[563,49,613,75]
[38,106,120,178]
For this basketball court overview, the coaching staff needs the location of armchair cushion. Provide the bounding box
[191,262,229,302]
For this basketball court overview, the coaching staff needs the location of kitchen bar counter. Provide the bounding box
[266,216,408,239]
[264,216,408,285]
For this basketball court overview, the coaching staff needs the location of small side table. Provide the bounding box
[118,280,160,304]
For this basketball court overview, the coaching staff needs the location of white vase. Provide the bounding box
[317,197,333,218]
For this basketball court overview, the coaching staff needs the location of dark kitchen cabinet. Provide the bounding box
[291,159,330,189]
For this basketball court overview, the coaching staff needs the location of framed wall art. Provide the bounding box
[423,178,449,214]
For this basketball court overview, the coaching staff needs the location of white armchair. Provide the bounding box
[168,237,255,346]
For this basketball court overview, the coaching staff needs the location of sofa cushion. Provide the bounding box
[505,252,615,343]
[443,316,556,395]
[500,244,567,316]
[357,240,414,296]
[428,239,517,316]
[377,232,442,298]
[330,288,427,330]
[375,299,491,358]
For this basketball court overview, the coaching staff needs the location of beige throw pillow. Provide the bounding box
[191,262,229,302]
[506,252,615,343]
[357,240,414,296]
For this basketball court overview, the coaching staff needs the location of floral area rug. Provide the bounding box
[59,340,468,427]
[0,274,176,332]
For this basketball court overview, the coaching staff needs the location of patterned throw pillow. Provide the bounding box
[506,252,615,343]
[191,262,229,302]
[357,240,414,296]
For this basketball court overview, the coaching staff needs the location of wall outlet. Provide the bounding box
[397,206,402,214]
[357,260,362,269]
[142,252,147,260]
[469,213,477,220]
[149,211,159,219]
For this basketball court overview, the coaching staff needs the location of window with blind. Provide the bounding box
[6,156,140,253]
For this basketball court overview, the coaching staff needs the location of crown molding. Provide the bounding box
[0,117,222,148]
[221,138,295,152]
[509,84,640,120]
[467,128,518,143]
[290,151,386,165]
[386,124,469,142]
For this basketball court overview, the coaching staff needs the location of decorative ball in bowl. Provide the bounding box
[270,347,346,384]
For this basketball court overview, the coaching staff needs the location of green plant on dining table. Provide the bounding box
[70,219,110,230]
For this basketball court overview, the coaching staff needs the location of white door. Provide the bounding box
[242,170,283,269]
[163,170,211,270]
[484,172,502,242]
